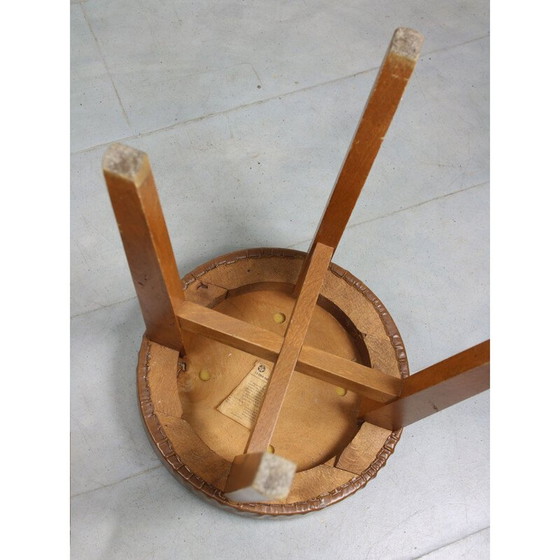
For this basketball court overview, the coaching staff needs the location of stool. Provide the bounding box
[102,27,489,516]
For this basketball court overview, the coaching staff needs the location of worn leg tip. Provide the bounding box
[224,452,297,503]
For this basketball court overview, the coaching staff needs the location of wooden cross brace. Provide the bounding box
[103,28,489,504]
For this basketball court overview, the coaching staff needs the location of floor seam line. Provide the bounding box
[347,180,488,229]
[286,180,488,250]
[71,181,488,318]
[412,526,490,559]
[71,34,489,156]
[71,465,164,499]
[71,295,137,320]
[80,3,132,130]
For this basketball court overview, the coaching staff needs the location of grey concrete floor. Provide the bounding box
[71,1,489,558]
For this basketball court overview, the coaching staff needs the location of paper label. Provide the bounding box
[217,361,271,429]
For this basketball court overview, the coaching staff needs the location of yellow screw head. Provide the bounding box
[273,312,286,324]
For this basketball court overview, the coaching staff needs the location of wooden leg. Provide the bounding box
[364,341,490,430]
[221,29,422,501]
[295,27,423,294]
[225,242,333,501]
[244,242,334,455]
[103,143,188,353]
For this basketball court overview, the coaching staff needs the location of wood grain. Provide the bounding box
[177,248,408,476]
[296,28,423,291]
[178,288,365,472]
[245,242,334,454]
[122,27,425,505]
[139,249,408,515]
[365,340,490,430]
[103,143,187,353]
[177,300,401,402]
[157,412,231,489]
[335,421,392,475]
[146,343,183,418]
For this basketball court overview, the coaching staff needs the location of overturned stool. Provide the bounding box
[103,28,489,516]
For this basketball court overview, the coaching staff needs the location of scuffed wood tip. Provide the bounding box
[225,452,297,502]
[390,27,424,61]
[103,143,149,183]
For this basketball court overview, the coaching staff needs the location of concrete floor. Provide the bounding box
[71,1,489,558]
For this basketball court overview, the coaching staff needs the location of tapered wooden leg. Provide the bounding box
[103,143,188,353]
[295,27,423,294]
[364,341,490,430]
